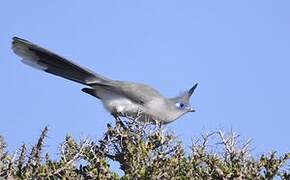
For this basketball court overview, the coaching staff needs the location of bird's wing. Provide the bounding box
[12,37,109,85]
[93,81,163,104]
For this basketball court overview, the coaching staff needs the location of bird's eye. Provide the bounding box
[176,102,185,109]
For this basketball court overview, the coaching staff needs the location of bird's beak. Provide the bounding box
[188,107,195,112]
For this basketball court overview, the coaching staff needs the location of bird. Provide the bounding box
[12,37,198,124]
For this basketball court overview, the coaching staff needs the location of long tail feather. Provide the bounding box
[12,37,109,85]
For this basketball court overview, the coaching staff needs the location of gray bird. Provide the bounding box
[12,37,197,124]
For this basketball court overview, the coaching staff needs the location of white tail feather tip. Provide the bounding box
[21,58,48,70]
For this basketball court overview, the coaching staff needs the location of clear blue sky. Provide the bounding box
[0,0,289,157]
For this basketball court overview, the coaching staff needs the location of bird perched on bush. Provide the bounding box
[12,37,198,124]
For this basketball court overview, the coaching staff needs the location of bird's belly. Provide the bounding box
[99,93,139,115]
[105,98,139,114]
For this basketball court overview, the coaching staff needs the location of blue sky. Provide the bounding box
[0,0,289,157]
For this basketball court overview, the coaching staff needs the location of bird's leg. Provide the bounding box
[112,113,121,121]
[111,113,126,129]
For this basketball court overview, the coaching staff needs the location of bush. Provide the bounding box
[0,119,289,179]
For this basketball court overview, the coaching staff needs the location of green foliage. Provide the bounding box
[0,120,289,179]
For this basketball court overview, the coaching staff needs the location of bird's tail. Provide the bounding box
[12,37,109,86]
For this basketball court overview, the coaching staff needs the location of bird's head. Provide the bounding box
[168,83,198,121]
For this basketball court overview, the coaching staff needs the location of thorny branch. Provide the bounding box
[0,119,289,179]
